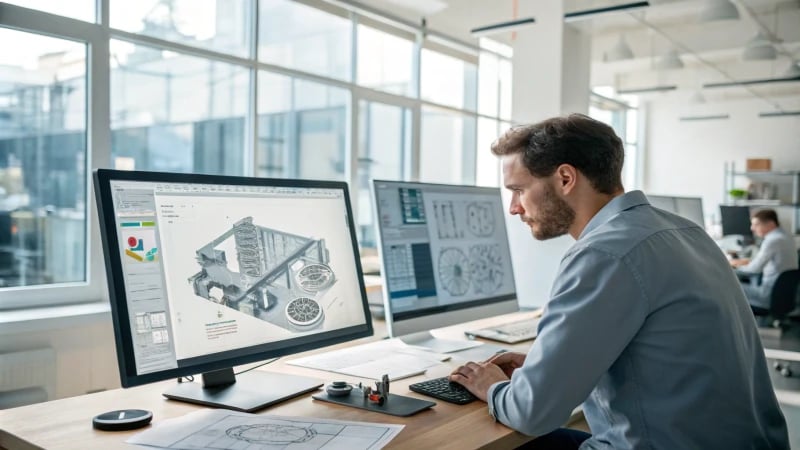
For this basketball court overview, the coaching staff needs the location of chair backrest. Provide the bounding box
[770,269,800,318]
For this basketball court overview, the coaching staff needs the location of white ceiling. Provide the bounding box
[355,0,800,111]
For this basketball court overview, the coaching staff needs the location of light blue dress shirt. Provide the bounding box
[739,227,799,309]
[488,190,788,449]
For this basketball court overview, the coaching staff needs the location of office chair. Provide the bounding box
[752,269,800,377]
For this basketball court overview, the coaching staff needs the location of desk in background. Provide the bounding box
[0,311,581,450]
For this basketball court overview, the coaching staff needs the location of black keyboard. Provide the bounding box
[409,377,477,405]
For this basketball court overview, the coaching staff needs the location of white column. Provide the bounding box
[502,3,592,308]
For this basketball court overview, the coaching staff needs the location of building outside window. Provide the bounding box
[0,0,513,307]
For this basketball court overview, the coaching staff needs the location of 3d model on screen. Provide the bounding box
[188,216,335,331]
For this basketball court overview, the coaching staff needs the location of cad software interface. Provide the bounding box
[373,181,516,319]
[108,180,366,375]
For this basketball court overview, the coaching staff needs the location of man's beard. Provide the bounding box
[525,183,575,240]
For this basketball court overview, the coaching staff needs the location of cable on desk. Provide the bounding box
[235,357,280,375]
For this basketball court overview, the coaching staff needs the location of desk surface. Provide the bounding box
[0,310,573,450]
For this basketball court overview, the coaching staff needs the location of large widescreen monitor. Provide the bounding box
[646,194,705,228]
[371,180,518,343]
[720,205,754,243]
[94,169,372,411]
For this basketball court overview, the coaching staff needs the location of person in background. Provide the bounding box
[449,114,788,449]
[731,208,799,310]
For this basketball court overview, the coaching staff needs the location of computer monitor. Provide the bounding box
[646,194,705,228]
[720,205,754,242]
[371,180,518,341]
[94,169,372,411]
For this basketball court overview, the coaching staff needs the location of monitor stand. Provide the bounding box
[163,368,323,412]
[400,331,483,353]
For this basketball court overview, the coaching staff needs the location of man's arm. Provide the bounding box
[739,239,776,274]
[488,246,648,436]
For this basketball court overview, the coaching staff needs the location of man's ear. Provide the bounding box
[555,164,578,195]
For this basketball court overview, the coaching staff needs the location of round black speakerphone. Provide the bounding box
[326,381,354,397]
[92,409,153,431]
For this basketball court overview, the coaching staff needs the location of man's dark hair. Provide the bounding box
[491,114,624,195]
[752,209,779,227]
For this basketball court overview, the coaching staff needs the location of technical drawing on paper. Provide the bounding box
[226,423,316,445]
[438,247,471,296]
[188,216,334,332]
[126,409,404,450]
[466,202,495,237]
[433,200,463,239]
[469,244,504,294]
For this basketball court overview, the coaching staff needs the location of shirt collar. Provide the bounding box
[578,190,649,240]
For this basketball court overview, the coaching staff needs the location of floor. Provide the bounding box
[764,324,800,448]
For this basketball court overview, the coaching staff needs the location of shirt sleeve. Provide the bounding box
[488,245,649,436]
[740,238,776,274]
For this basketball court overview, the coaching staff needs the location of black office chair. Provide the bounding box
[753,269,800,377]
[751,269,800,322]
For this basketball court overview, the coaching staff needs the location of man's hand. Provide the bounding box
[485,351,527,377]
[449,361,509,402]
[730,258,750,268]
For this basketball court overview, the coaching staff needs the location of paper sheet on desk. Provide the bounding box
[127,409,404,450]
[287,338,450,380]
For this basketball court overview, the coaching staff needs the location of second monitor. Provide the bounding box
[372,180,518,342]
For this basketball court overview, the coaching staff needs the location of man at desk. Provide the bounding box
[730,208,798,310]
[450,114,788,449]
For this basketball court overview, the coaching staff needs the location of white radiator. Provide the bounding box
[0,347,56,409]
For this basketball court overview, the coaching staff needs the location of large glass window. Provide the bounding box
[419,107,476,184]
[259,0,352,81]
[421,49,477,110]
[4,0,94,23]
[110,40,249,175]
[0,29,87,288]
[256,72,349,181]
[110,0,251,57]
[357,100,410,247]
[357,25,414,96]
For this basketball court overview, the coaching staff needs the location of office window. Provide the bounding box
[356,25,414,96]
[110,0,250,57]
[476,118,503,187]
[419,107,476,184]
[259,0,352,81]
[0,29,87,288]
[110,40,249,175]
[357,100,410,247]
[4,0,94,23]
[256,72,349,181]
[421,48,477,110]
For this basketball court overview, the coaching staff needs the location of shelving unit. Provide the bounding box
[723,162,800,234]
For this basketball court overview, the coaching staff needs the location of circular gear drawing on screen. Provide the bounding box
[285,297,324,329]
[438,248,471,296]
[466,202,495,237]
[295,263,334,293]
[469,244,504,294]
[226,424,316,444]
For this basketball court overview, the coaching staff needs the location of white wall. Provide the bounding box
[644,95,800,230]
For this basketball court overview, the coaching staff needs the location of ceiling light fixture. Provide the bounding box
[604,35,635,62]
[742,31,777,61]
[703,75,800,88]
[618,85,677,94]
[470,17,536,38]
[564,1,649,22]
[654,49,684,70]
[679,114,730,121]
[699,0,740,22]
[759,111,800,117]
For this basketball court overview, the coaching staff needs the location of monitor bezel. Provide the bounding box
[370,179,518,337]
[94,169,373,388]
